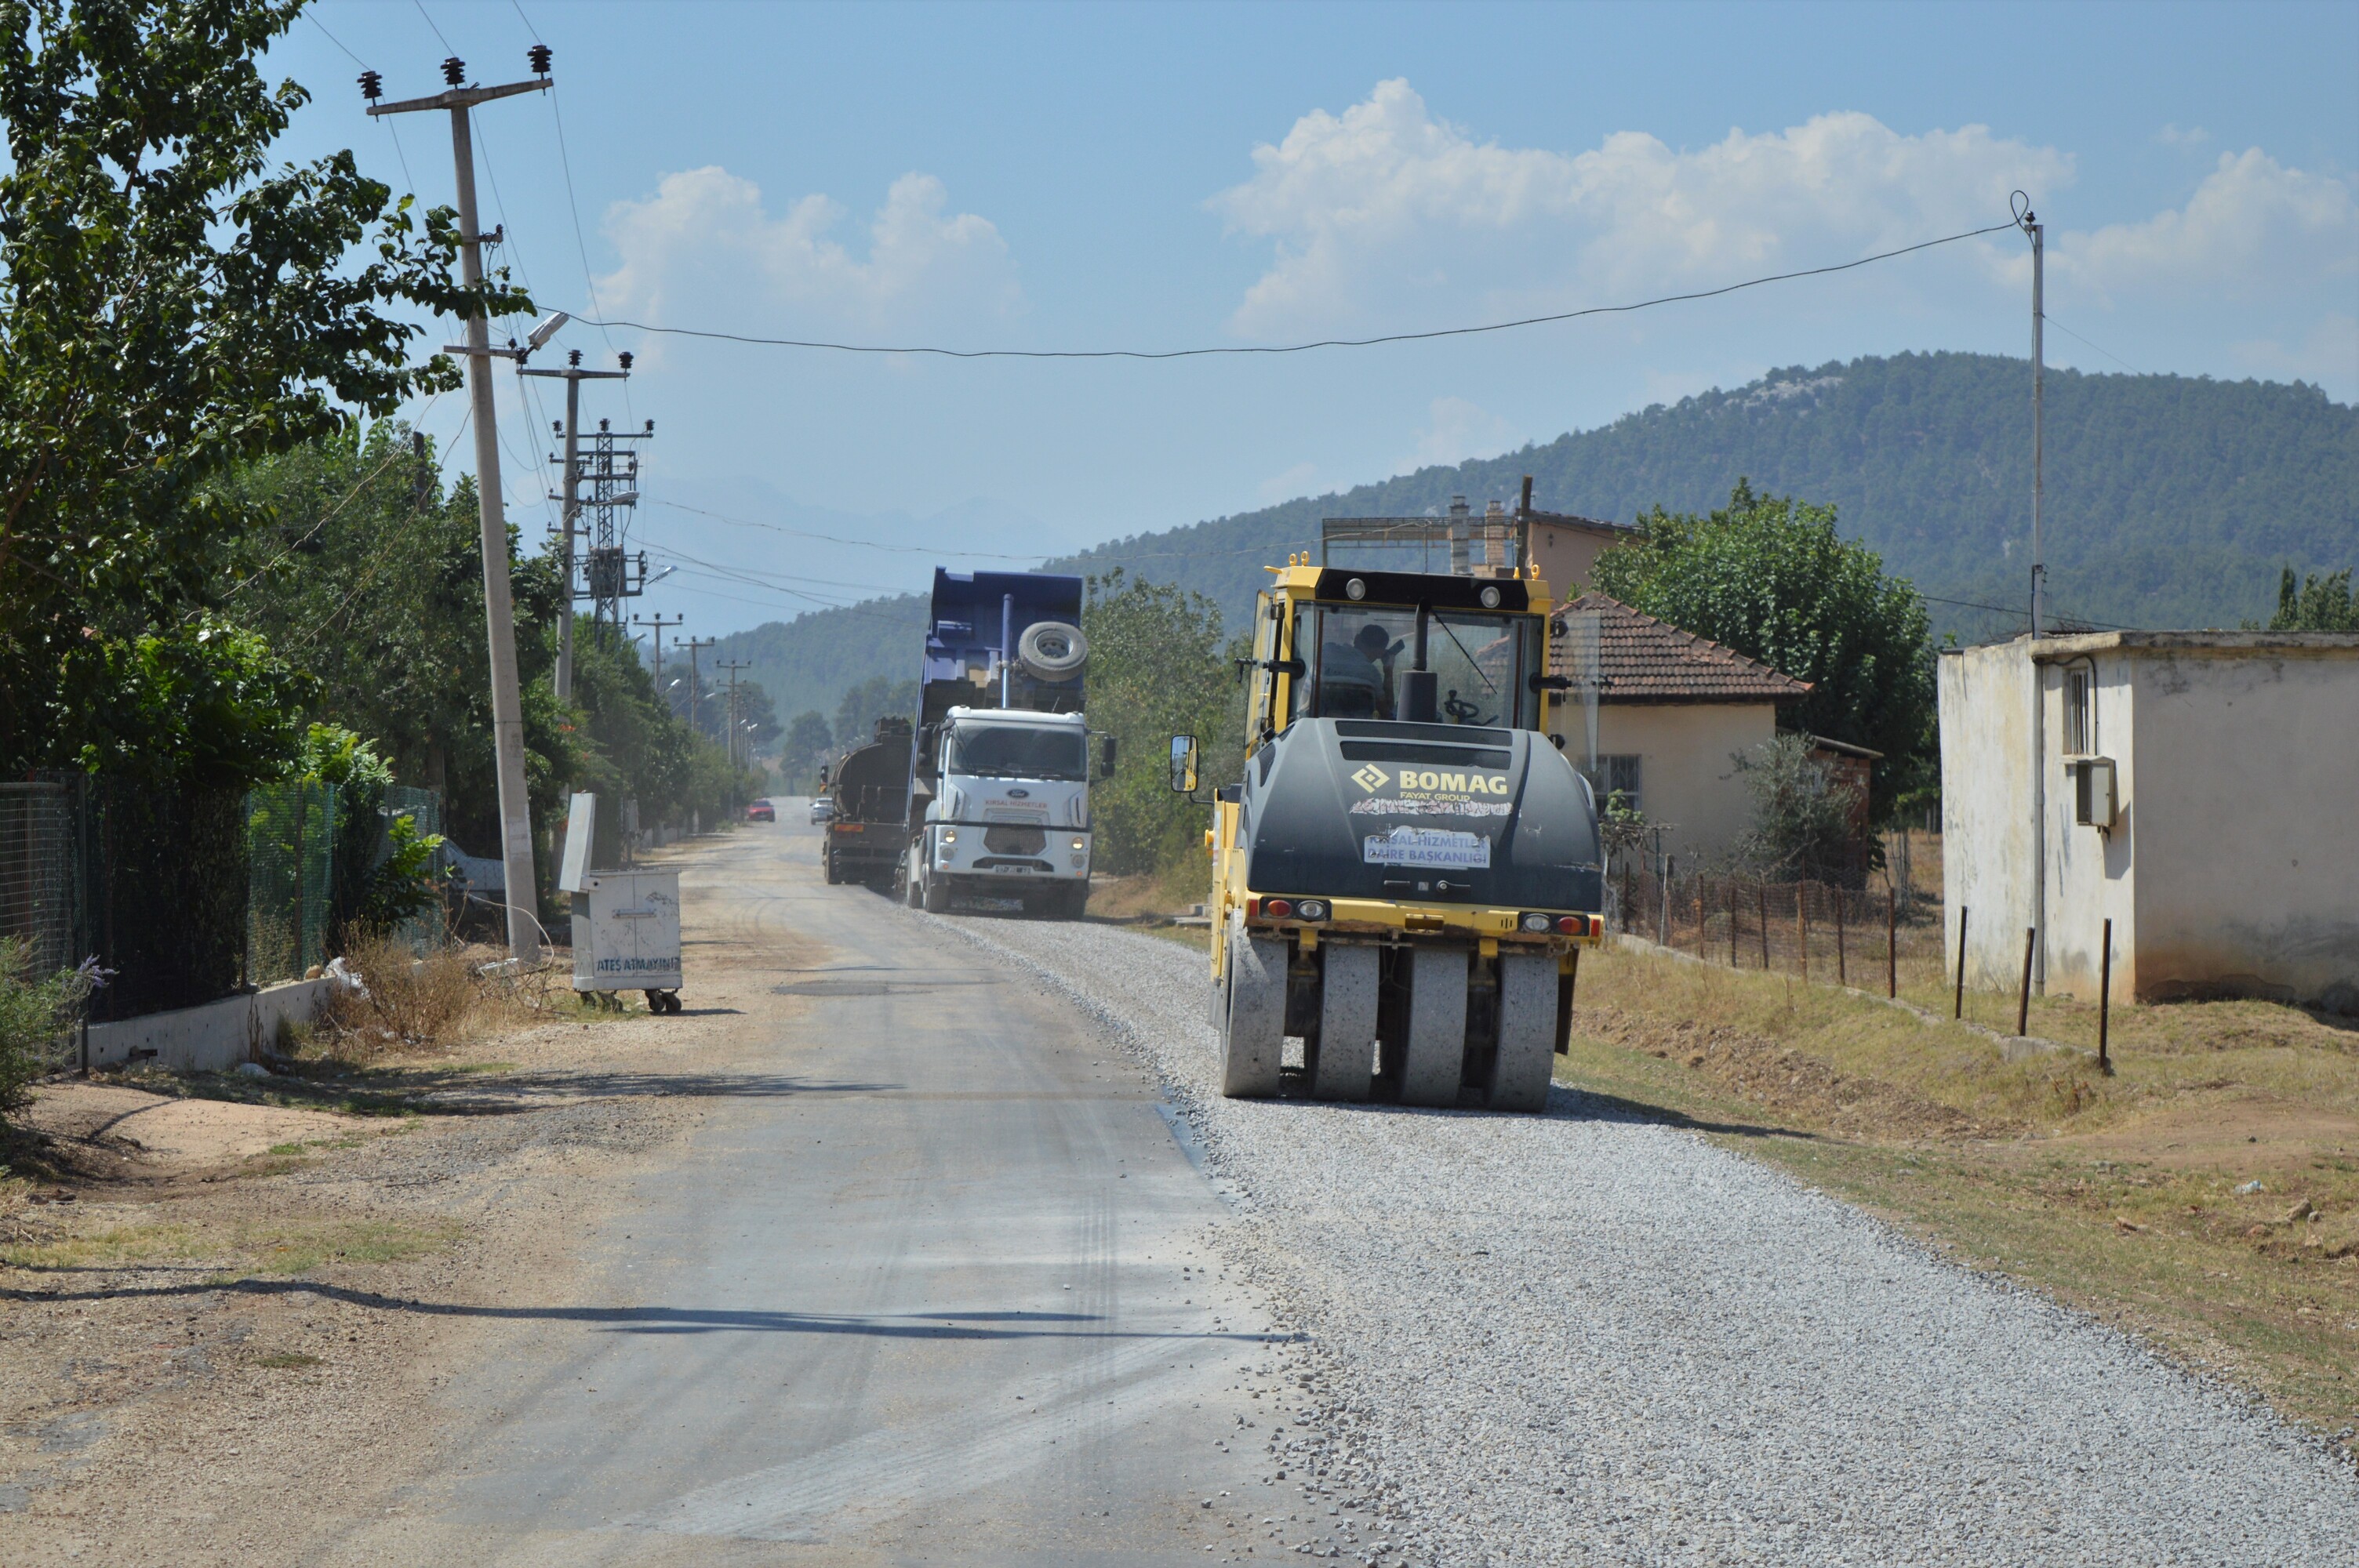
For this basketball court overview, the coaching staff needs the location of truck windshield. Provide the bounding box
[1290,604,1541,729]
[947,721,1088,780]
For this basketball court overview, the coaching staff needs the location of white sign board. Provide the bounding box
[558,792,597,894]
[1361,826,1492,870]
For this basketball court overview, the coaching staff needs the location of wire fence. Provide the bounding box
[383,784,449,955]
[247,782,340,986]
[1608,866,1951,1000]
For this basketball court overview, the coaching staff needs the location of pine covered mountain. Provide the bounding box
[713,351,2356,729]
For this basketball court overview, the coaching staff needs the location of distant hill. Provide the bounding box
[709,593,925,731]
[1057,352,2357,639]
[715,352,2358,723]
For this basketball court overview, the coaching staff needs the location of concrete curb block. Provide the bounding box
[84,977,335,1075]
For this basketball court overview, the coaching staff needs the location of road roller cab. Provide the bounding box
[1171,540,1605,1111]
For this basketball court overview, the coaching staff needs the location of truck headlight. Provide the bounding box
[1070,836,1086,851]
[941,829,957,845]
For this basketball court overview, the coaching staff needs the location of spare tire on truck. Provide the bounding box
[1016,620,1088,682]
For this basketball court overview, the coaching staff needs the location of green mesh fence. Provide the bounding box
[247,782,339,985]
[382,785,449,954]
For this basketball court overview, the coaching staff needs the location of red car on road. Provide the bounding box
[745,799,776,822]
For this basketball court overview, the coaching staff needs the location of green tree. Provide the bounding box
[831,675,919,756]
[1730,733,1864,882]
[1593,479,1936,821]
[1082,570,1243,878]
[0,0,528,784]
[2269,567,2357,631]
[216,426,572,858]
[779,711,832,790]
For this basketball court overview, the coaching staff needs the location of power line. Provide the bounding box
[2042,312,2146,376]
[569,219,2019,362]
[409,0,457,56]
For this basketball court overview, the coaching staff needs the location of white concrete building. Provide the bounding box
[1938,630,2359,1012]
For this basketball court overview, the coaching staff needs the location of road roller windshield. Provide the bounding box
[1289,603,1543,730]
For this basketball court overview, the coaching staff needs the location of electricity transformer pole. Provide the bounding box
[520,347,631,702]
[365,47,553,965]
[580,416,655,650]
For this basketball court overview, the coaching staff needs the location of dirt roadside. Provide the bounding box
[0,832,826,1565]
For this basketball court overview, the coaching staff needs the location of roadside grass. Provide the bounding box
[1560,943,2359,1453]
[0,1214,459,1278]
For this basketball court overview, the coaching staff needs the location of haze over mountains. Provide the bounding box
[709,351,2357,727]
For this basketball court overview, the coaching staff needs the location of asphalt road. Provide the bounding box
[335,813,1275,1566]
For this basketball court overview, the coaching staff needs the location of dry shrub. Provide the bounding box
[320,930,484,1054]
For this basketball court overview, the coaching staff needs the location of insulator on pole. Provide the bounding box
[528,43,553,76]
[441,56,467,87]
[358,69,383,101]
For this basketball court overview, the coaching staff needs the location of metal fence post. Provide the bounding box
[1834,889,1847,987]
[1757,881,1769,969]
[2016,926,2036,1036]
[1885,887,1897,1000]
[1953,905,1969,1020]
[1796,885,1809,981]
[2097,917,2114,1074]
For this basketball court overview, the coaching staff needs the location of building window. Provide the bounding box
[2065,664,2096,755]
[1586,754,1642,814]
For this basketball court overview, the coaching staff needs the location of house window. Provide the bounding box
[2064,664,2096,755]
[1587,754,1642,814]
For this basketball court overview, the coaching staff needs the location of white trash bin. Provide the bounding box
[559,793,683,1013]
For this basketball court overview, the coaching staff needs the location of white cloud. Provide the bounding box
[597,167,1020,336]
[1209,80,2069,336]
[1257,460,1321,504]
[2154,124,2212,149]
[2230,311,2359,388]
[1209,81,2356,377]
[2045,150,2357,304]
[1405,396,1519,470]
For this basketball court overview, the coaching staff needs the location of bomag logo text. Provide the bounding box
[1400,771,1510,794]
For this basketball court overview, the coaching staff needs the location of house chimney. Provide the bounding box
[1448,495,1471,575]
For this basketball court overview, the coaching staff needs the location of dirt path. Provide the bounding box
[0,831,826,1564]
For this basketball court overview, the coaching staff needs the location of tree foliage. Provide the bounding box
[2269,567,2357,632]
[1082,570,1242,878]
[1730,733,1865,883]
[0,0,528,783]
[1593,480,1936,821]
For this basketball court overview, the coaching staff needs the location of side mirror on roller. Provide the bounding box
[1168,734,1199,795]
[1101,735,1118,777]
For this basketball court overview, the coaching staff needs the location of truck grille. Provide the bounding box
[983,826,1047,856]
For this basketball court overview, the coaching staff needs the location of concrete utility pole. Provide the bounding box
[676,635,716,738]
[632,614,682,696]
[521,347,630,702]
[715,660,752,769]
[2016,192,2049,998]
[367,48,553,965]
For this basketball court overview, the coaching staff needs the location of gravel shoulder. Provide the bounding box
[938,909,2359,1566]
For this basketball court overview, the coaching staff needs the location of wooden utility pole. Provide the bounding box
[367,49,552,965]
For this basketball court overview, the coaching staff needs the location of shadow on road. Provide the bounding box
[3,1276,1289,1345]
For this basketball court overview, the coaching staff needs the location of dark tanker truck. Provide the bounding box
[820,716,912,887]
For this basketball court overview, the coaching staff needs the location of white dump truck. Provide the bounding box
[900,570,1114,919]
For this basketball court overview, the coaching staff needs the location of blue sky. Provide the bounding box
[275,1,2359,637]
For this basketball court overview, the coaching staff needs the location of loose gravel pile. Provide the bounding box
[928,910,2359,1566]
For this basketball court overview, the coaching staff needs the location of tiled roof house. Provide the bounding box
[1547,593,1813,865]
